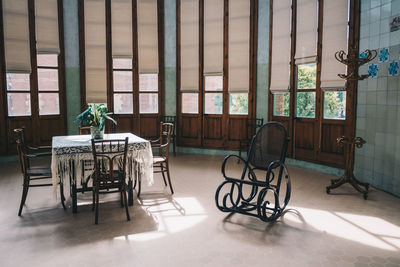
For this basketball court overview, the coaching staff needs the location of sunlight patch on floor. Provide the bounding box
[114,197,207,241]
[285,206,400,251]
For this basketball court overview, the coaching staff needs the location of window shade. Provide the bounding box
[180,0,199,92]
[295,0,317,64]
[2,0,31,73]
[269,0,291,92]
[137,0,158,74]
[111,0,132,58]
[228,0,250,92]
[35,0,60,54]
[84,0,107,103]
[204,0,223,74]
[320,0,348,90]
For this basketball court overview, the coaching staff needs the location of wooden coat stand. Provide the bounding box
[325,49,376,199]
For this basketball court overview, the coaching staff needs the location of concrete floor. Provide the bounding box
[0,154,399,267]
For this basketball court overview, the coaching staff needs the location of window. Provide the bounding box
[6,73,31,116]
[182,93,199,114]
[323,91,346,120]
[273,93,290,117]
[204,75,223,114]
[139,74,158,114]
[297,63,316,89]
[37,54,60,115]
[296,92,315,118]
[229,93,248,115]
[113,58,133,114]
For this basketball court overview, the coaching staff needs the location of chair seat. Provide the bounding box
[153,156,166,164]
[26,165,51,176]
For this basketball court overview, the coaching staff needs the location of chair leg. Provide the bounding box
[123,186,130,221]
[95,185,99,224]
[173,138,176,156]
[137,176,142,198]
[160,164,168,186]
[165,161,174,195]
[59,182,66,210]
[18,176,30,216]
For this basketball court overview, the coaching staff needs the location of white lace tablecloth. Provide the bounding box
[51,133,153,193]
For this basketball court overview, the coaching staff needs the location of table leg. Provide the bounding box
[128,179,133,206]
[70,159,78,213]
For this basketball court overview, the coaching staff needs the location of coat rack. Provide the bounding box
[326,49,376,199]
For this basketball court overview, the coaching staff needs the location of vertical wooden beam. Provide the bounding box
[176,0,181,143]
[267,0,273,123]
[105,0,113,132]
[57,0,67,134]
[158,0,165,117]
[78,0,86,111]
[315,0,324,157]
[250,0,258,120]
[0,0,8,154]
[200,0,205,146]
[132,0,140,134]
[289,0,297,158]
[28,0,39,145]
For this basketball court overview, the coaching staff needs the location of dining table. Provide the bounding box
[51,133,153,213]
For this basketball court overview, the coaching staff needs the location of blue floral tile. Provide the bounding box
[378,48,389,62]
[388,61,399,76]
[368,64,379,78]
[360,51,368,59]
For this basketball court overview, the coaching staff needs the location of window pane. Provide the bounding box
[39,93,60,115]
[37,54,58,67]
[139,93,158,113]
[296,92,315,118]
[113,71,132,92]
[114,93,133,114]
[38,69,59,91]
[273,93,290,116]
[7,93,31,116]
[182,93,198,114]
[323,91,346,120]
[229,93,248,115]
[6,73,30,91]
[139,74,158,92]
[113,58,132,69]
[205,93,222,114]
[205,75,223,91]
[297,63,316,89]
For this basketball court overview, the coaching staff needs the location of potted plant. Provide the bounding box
[75,104,117,139]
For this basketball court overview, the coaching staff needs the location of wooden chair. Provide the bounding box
[14,128,66,216]
[136,122,174,197]
[238,118,264,160]
[160,116,177,156]
[79,126,91,135]
[215,122,291,222]
[91,137,130,224]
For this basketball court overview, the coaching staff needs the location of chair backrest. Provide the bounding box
[160,116,176,136]
[247,122,289,170]
[158,122,173,158]
[91,138,129,183]
[14,128,29,175]
[79,126,91,135]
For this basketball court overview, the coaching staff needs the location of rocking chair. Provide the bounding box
[215,122,291,222]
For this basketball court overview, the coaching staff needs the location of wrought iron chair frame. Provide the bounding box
[160,115,177,156]
[238,118,264,160]
[215,122,291,222]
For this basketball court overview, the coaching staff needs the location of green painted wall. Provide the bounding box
[63,0,80,135]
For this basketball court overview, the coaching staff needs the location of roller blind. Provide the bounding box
[320,0,348,90]
[111,0,132,58]
[2,0,31,73]
[137,0,158,74]
[181,0,199,92]
[228,0,250,92]
[269,0,291,92]
[84,0,107,103]
[204,0,223,74]
[35,0,60,54]
[295,0,317,64]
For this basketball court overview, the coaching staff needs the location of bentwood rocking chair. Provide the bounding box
[215,122,291,222]
[15,128,66,216]
[91,138,130,224]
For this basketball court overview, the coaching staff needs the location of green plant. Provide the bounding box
[75,104,116,131]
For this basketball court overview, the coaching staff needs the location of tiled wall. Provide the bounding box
[355,0,400,196]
